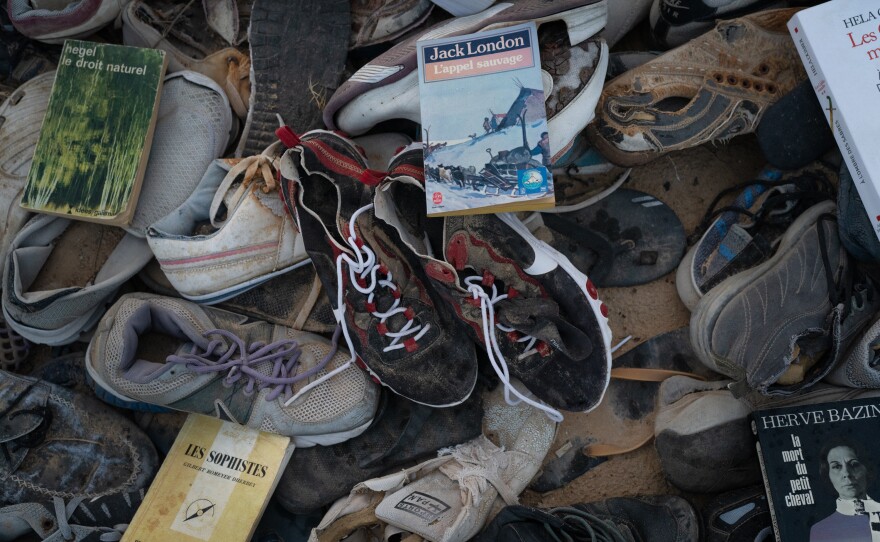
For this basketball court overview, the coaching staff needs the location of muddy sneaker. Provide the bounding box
[2,216,153,346]
[350,0,434,49]
[122,0,251,118]
[85,293,379,447]
[277,129,478,408]
[147,146,310,304]
[374,144,613,418]
[324,0,608,136]
[276,388,483,514]
[0,490,145,541]
[676,162,836,310]
[649,0,783,49]
[476,496,699,542]
[588,8,805,167]
[690,201,880,396]
[8,0,130,43]
[0,370,158,506]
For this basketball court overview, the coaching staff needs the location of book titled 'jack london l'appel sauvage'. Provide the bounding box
[789,1,880,244]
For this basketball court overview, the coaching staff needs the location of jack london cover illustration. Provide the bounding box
[20,40,166,226]
[417,22,555,216]
[752,396,880,541]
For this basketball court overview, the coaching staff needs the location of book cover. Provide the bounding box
[752,397,880,541]
[416,22,555,216]
[788,2,880,244]
[122,414,294,542]
[20,40,166,226]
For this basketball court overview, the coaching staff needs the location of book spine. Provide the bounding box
[752,417,784,541]
[790,13,880,244]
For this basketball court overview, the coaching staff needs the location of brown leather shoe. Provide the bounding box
[587,8,805,167]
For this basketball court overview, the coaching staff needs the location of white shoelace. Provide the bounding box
[53,497,127,542]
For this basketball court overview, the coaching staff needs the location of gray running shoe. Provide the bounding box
[690,201,880,396]
[0,370,158,507]
[85,293,380,447]
[827,314,880,388]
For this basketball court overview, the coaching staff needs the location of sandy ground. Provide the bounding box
[521,135,767,508]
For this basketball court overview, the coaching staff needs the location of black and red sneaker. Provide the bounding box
[374,143,613,416]
[278,130,478,407]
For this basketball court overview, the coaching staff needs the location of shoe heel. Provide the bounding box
[552,0,609,45]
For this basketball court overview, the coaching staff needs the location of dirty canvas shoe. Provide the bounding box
[0,490,145,541]
[475,496,699,542]
[690,201,880,395]
[324,0,608,136]
[147,146,310,304]
[588,8,805,167]
[676,162,835,310]
[122,0,251,118]
[277,129,479,408]
[0,370,158,506]
[2,216,153,346]
[374,144,613,418]
[7,0,132,43]
[350,0,434,49]
[85,293,379,447]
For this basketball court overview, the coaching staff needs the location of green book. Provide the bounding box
[20,40,167,226]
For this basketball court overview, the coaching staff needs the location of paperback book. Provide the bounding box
[20,40,166,226]
[789,1,880,243]
[416,22,555,216]
[122,414,294,542]
[752,396,880,541]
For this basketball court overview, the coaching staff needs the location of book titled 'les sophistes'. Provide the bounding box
[417,22,555,216]
[20,40,166,226]
[752,397,880,541]
[122,414,293,542]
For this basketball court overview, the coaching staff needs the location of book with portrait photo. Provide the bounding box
[752,396,880,541]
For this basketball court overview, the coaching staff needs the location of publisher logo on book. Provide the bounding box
[432,192,443,205]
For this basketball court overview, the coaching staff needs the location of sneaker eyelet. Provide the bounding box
[758,63,770,75]
[727,75,737,85]
[767,84,777,94]
[713,73,723,83]
[742,80,751,89]
[755,83,764,92]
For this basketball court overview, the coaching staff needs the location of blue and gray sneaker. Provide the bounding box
[676,163,835,311]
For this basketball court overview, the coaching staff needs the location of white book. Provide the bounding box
[788,1,880,243]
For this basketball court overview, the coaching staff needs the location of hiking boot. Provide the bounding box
[676,163,836,310]
[325,0,608,136]
[653,375,880,493]
[702,486,773,542]
[690,201,880,395]
[147,147,310,304]
[350,0,434,49]
[649,0,783,49]
[475,496,699,542]
[277,129,478,408]
[276,388,483,514]
[2,216,153,346]
[85,292,380,447]
[0,490,145,541]
[8,0,130,43]
[0,370,158,506]
[588,8,805,167]
[122,0,251,118]
[374,144,613,417]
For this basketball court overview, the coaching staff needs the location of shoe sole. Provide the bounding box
[331,0,608,134]
[237,0,350,156]
[689,200,836,378]
[498,212,613,413]
[85,342,374,447]
[180,258,313,305]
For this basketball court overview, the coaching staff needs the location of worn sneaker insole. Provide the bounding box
[534,188,686,288]
[530,327,720,492]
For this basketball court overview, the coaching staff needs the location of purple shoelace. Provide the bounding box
[166,327,340,402]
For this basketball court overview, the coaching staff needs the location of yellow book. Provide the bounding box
[123,414,293,542]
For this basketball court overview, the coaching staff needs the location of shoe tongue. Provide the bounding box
[497,298,592,360]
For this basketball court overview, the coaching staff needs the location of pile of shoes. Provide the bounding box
[1,0,876,540]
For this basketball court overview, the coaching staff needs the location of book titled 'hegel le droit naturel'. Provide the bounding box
[122,414,294,542]
[20,40,166,226]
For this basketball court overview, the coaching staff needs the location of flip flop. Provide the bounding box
[530,327,719,492]
[528,188,686,287]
